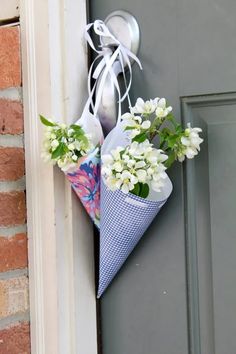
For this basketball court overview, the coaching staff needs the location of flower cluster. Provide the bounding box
[102,140,168,196]
[131,97,172,117]
[122,97,173,140]
[40,115,93,171]
[176,124,203,162]
[121,97,203,167]
[102,97,203,198]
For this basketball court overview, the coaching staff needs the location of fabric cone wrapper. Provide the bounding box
[65,147,101,228]
[97,122,173,297]
[63,100,104,228]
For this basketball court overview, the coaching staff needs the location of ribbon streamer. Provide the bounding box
[84,20,143,122]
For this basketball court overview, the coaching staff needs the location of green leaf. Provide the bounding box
[39,115,56,127]
[74,134,89,145]
[166,113,178,127]
[139,183,149,198]
[167,134,179,148]
[161,127,172,135]
[51,143,66,159]
[165,151,176,168]
[132,132,147,143]
[130,183,140,196]
[175,124,183,134]
[124,126,136,131]
[70,124,83,132]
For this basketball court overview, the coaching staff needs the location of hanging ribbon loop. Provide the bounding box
[84,20,142,122]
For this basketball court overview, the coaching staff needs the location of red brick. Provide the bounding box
[0,234,27,272]
[0,27,21,89]
[0,192,26,227]
[0,147,25,181]
[0,99,23,135]
[0,322,30,354]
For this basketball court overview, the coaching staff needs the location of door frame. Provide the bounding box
[20,1,98,353]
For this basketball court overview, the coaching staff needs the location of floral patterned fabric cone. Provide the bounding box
[97,177,172,298]
[65,147,101,228]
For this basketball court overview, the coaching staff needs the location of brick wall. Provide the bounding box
[0,26,30,353]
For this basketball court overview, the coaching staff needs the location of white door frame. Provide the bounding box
[20,1,98,353]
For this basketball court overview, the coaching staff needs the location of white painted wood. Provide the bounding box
[0,0,19,21]
[20,0,98,353]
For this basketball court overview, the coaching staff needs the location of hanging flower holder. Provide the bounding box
[39,19,204,298]
[98,129,173,296]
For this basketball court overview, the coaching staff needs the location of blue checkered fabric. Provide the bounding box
[97,179,169,298]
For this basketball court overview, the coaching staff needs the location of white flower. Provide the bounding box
[41,116,94,169]
[131,97,158,114]
[136,169,147,183]
[127,159,136,168]
[74,141,82,150]
[58,156,74,171]
[121,113,142,124]
[68,129,74,136]
[50,133,56,140]
[51,139,59,149]
[111,146,123,160]
[68,143,75,151]
[46,126,53,132]
[155,98,172,118]
[61,137,68,144]
[178,123,203,161]
[59,123,67,129]
[102,140,168,197]
[116,171,138,194]
[121,108,152,140]
[113,161,123,172]
[45,131,52,139]
[72,154,78,161]
[141,120,151,129]
[135,161,146,169]
[106,176,121,191]
[121,113,142,138]
[130,129,141,139]
[146,149,168,165]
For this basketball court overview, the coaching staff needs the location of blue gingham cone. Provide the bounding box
[97,178,172,298]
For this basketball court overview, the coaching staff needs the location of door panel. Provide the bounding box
[182,94,236,354]
[89,1,236,353]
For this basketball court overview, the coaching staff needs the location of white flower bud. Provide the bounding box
[51,139,59,149]
[141,121,151,129]
[68,143,75,151]
[113,161,123,172]
[50,133,56,140]
[68,129,74,136]
[72,154,78,161]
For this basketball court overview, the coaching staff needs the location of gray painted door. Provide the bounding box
[89,1,236,353]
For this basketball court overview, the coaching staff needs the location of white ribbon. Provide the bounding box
[84,20,143,122]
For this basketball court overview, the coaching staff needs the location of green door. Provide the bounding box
[90,1,236,353]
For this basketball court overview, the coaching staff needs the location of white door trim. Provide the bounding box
[20,1,98,353]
